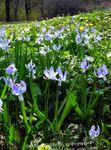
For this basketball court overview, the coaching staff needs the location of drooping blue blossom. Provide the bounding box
[80,58,90,73]
[0,38,10,51]
[50,26,55,30]
[11,81,26,96]
[44,66,58,80]
[52,43,62,51]
[89,125,100,139]
[81,32,89,39]
[56,67,67,86]
[0,27,6,37]
[11,81,27,101]
[41,27,46,33]
[6,63,17,75]
[2,76,13,87]
[96,64,108,80]
[36,36,43,44]
[25,60,36,79]
[74,27,78,32]
[91,27,96,33]
[94,35,102,43]
[0,99,3,112]
[25,35,30,42]
[84,28,89,32]
[39,46,48,56]
[44,33,52,41]
[75,33,82,44]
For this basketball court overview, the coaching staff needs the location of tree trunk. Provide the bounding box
[14,0,20,21]
[5,0,11,21]
[25,0,31,20]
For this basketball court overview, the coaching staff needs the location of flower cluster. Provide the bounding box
[80,58,90,73]
[75,26,102,46]
[80,57,108,80]
[0,27,10,51]
[44,66,67,86]
[1,64,26,101]
[95,64,108,80]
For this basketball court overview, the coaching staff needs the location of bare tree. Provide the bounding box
[24,0,31,20]
[10,0,20,20]
[5,0,11,21]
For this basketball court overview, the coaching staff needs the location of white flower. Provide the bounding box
[25,60,36,79]
[44,66,58,80]
[56,67,67,86]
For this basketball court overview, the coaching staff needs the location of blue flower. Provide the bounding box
[52,43,62,51]
[25,35,30,42]
[2,76,14,87]
[80,58,90,73]
[75,33,82,44]
[44,33,52,41]
[56,67,67,86]
[11,81,26,96]
[94,35,102,43]
[6,63,17,75]
[44,66,58,80]
[96,64,108,80]
[89,125,100,139]
[25,60,36,79]
[0,38,10,51]
[0,27,6,37]
[91,27,96,33]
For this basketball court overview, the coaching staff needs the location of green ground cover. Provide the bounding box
[0,10,111,149]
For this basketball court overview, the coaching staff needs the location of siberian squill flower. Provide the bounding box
[89,125,100,139]
[1,76,14,87]
[25,60,36,79]
[6,63,17,75]
[0,27,6,37]
[94,35,102,43]
[75,33,82,44]
[91,27,96,33]
[41,27,46,33]
[0,39,10,51]
[52,43,62,51]
[44,33,52,41]
[0,64,17,87]
[39,47,47,56]
[80,58,90,73]
[0,99,3,112]
[11,81,26,101]
[56,67,67,86]
[25,35,30,42]
[96,64,108,80]
[44,66,58,80]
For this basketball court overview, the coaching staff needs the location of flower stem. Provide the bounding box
[20,101,30,133]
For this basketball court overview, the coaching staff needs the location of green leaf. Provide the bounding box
[69,91,77,107]
[9,125,15,142]
[30,83,41,99]
[56,93,72,131]
[69,91,83,117]
[9,125,19,143]
[0,113,3,122]
[101,138,110,145]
